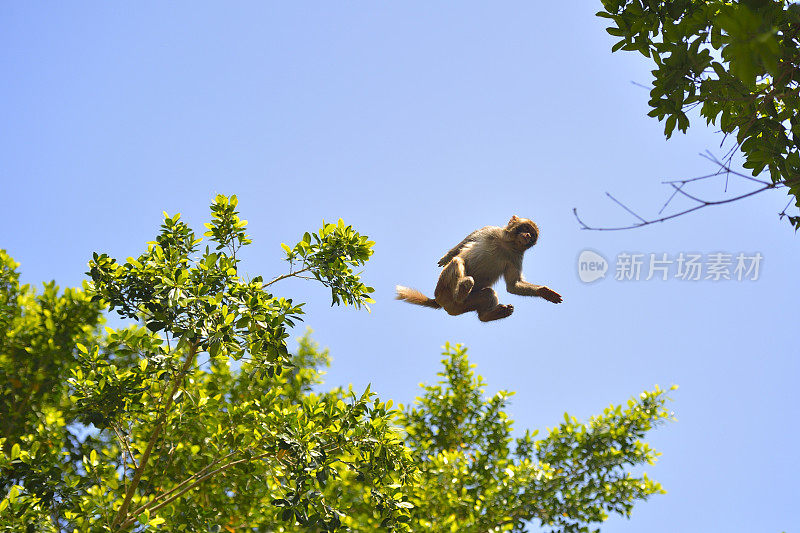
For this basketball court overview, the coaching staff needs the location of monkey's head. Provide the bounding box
[506,215,539,250]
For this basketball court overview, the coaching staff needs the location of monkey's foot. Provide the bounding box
[537,287,563,304]
[455,277,474,303]
[479,304,514,322]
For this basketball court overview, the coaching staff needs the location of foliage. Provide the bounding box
[207,344,675,533]
[597,0,800,228]
[399,345,673,533]
[0,195,409,532]
[0,196,674,532]
[0,250,104,450]
[280,220,375,309]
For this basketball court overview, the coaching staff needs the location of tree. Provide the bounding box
[579,0,800,230]
[1,196,674,532]
[1,195,413,531]
[0,251,104,451]
[319,344,674,533]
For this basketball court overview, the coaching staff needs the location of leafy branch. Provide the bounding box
[280,219,375,309]
[118,449,276,530]
[111,341,199,527]
[597,0,800,230]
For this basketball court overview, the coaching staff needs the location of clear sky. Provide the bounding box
[2,3,798,531]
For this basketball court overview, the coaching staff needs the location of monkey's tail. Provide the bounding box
[395,285,441,309]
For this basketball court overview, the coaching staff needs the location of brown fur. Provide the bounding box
[395,286,441,308]
[396,215,562,321]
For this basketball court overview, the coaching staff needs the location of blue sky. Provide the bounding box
[2,3,798,531]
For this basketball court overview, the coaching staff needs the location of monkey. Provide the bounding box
[395,215,562,322]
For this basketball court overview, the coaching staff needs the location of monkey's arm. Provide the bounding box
[504,263,563,303]
[437,229,483,267]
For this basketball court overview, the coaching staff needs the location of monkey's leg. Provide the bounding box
[435,257,474,305]
[465,288,514,322]
[456,277,474,303]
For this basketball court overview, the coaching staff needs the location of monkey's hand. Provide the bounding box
[536,286,563,304]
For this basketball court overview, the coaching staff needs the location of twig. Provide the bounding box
[111,342,199,528]
[574,151,792,231]
[779,197,795,219]
[699,151,771,185]
[669,183,709,204]
[574,185,774,231]
[606,193,647,223]
[111,424,139,471]
[125,450,237,521]
[661,171,725,185]
[118,451,275,530]
[657,186,681,215]
[264,266,312,288]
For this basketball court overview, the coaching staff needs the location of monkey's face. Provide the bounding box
[506,217,539,250]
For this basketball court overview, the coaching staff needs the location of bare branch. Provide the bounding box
[605,193,647,223]
[575,185,774,231]
[661,171,725,185]
[669,183,708,204]
[699,151,772,185]
[657,186,681,215]
[779,197,795,220]
[574,152,792,231]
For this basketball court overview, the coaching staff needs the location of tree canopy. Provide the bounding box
[595,0,800,229]
[1,196,674,532]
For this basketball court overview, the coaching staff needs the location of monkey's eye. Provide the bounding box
[516,225,532,234]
